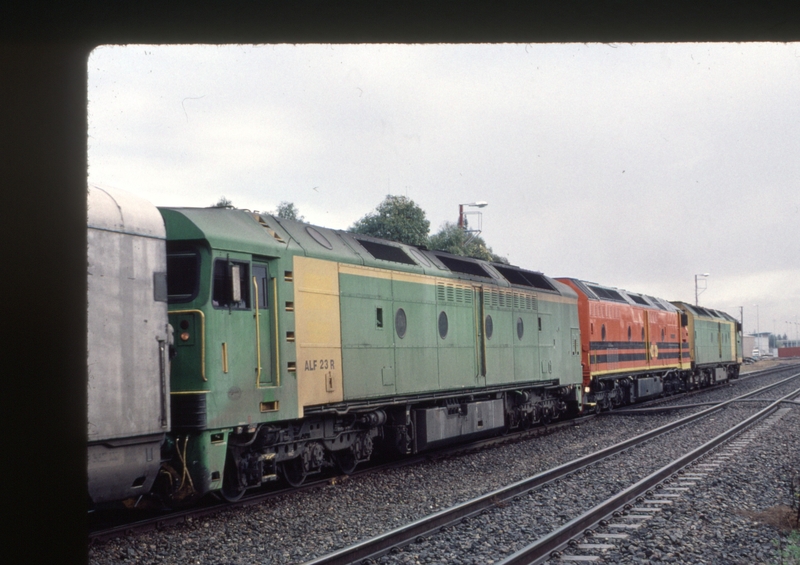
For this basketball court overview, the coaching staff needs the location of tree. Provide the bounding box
[350,195,430,247]
[211,196,233,208]
[428,221,508,264]
[274,201,304,221]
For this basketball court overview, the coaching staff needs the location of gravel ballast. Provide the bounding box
[88,364,800,565]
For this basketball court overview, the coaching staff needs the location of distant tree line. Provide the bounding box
[210,193,508,264]
[350,194,508,264]
[210,197,303,221]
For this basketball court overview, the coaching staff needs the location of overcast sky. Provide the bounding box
[87,43,800,339]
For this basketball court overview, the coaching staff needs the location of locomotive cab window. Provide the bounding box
[166,243,200,303]
[213,259,250,309]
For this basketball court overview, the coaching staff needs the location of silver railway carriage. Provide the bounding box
[87,184,171,506]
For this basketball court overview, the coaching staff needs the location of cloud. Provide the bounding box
[88,43,800,336]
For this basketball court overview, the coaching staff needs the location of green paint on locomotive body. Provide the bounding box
[160,208,301,430]
[671,301,741,367]
[158,206,582,496]
[161,207,582,424]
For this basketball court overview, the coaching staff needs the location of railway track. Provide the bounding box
[299,370,800,565]
[88,363,799,547]
[88,412,590,543]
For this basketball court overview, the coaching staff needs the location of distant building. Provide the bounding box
[746,333,772,357]
[778,347,800,358]
[742,335,755,358]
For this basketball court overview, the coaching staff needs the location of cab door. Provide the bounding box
[252,263,274,387]
[538,312,553,378]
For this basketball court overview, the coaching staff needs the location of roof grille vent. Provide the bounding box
[252,214,285,243]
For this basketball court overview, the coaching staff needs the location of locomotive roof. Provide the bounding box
[671,301,736,322]
[160,206,575,298]
[88,183,166,239]
[558,277,679,312]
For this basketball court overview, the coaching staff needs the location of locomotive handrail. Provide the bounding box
[253,275,262,385]
[274,277,280,387]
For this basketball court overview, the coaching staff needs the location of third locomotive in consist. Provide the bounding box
[86,185,742,507]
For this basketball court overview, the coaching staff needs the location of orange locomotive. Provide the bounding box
[556,279,692,411]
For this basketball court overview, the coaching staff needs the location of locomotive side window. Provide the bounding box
[212,259,250,309]
[166,245,199,303]
[601,324,606,341]
[517,317,524,340]
[485,315,493,339]
[438,311,448,339]
[395,308,407,338]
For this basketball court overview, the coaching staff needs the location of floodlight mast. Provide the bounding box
[457,201,488,246]
[694,273,709,306]
[457,201,488,229]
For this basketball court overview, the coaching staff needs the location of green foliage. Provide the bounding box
[774,530,800,564]
[350,195,430,247]
[428,221,508,264]
[274,201,304,222]
[211,196,234,208]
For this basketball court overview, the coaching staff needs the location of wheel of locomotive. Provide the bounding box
[219,453,247,502]
[334,448,358,475]
[281,457,308,487]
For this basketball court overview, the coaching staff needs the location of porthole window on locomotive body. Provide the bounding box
[601,324,606,341]
[517,317,524,340]
[395,308,407,339]
[438,311,448,339]
[485,315,494,340]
